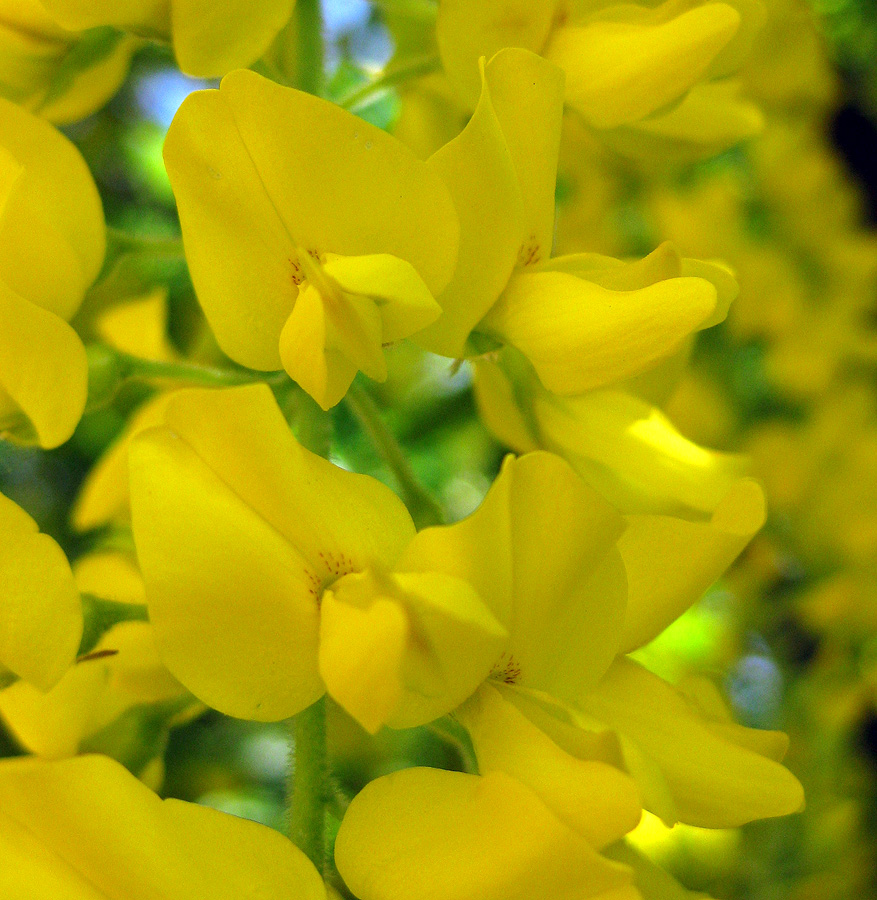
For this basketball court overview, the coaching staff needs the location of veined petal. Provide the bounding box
[0,97,104,320]
[580,658,805,828]
[400,452,627,698]
[129,426,324,721]
[546,4,740,129]
[619,478,766,652]
[419,52,525,357]
[532,389,749,517]
[320,569,507,733]
[0,754,327,900]
[0,279,87,448]
[482,271,717,395]
[458,684,642,848]
[335,767,638,900]
[437,0,560,107]
[171,0,295,78]
[0,492,81,691]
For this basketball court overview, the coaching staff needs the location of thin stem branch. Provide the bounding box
[337,54,440,111]
[112,349,290,390]
[287,698,328,873]
[294,0,324,96]
[105,227,185,260]
[344,381,445,528]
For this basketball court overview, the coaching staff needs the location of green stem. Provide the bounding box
[337,54,440,111]
[294,0,324,96]
[374,0,438,25]
[344,381,444,528]
[287,698,328,872]
[112,349,291,390]
[105,227,185,260]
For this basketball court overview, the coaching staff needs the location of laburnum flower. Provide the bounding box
[437,0,764,156]
[335,767,641,900]
[0,97,104,448]
[0,491,81,692]
[38,0,296,78]
[0,0,137,124]
[129,383,505,725]
[0,550,186,764]
[163,68,459,409]
[415,47,723,394]
[0,753,328,899]
[398,449,803,829]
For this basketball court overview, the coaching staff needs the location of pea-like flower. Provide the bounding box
[39,0,295,78]
[0,98,104,448]
[164,70,459,409]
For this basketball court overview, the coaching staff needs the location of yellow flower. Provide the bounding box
[0,0,137,124]
[164,69,459,408]
[418,47,721,393]
[335,766,641,900]
[0,491,81,691]
[0,551,185,762]
[0,97,104,448]
[129,383,505,725]
[436,0,764,155]
[39,0,296,78]
[0,753,327,899]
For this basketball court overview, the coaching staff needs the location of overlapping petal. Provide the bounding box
[335,766,640,900]
[0,754,327,899]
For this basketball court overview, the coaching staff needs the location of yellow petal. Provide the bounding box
[279,282,381,410]
[71,392,173,532]
[539,242,683,289]
[335,767,638,900]
[323,253,441,343]
[95,288,176,361]
[0,621,180,758]
[171,0,295,78]
[619,478,766,652]
[0,279,87,448]
[37,0,170,34]
[580,658,805,828]
[532,389,749,516]
[482,271,717,395]
[399,452,627,699]
[457,684,642,848]
[437,0,560,107]
[472,358,539,453]
[129,426,324,721]
[320,569,507,732]
[546,3,740,129]
[164,70,458,367]
[0,492,81,691]
[0,97,104,320]
[0,754,327,900]
[418,53,525,357]
[129,385,415,720]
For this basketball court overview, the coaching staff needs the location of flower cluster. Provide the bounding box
[0,1,817,898]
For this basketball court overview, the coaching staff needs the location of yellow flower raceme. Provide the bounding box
[436,0,764,155]
[129,383,505,725]
[335,766,641,900]
[164,69,459,409]
[0,754,327,899]
[0,491,81,691]
[0,97,104,447]
[418,48,722,395]
[0,0,137,124]
[39,0,295,78]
